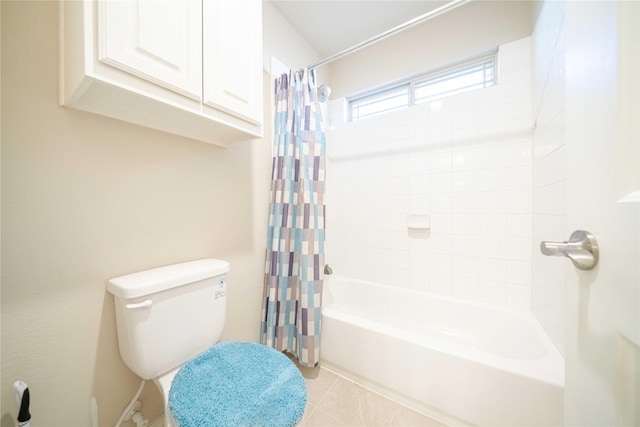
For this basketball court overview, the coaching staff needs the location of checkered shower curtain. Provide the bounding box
[260,68,326,367]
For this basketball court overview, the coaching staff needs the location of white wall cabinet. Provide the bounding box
[60,0,263,146]
[100,0,203,101]
[203,0,262,124]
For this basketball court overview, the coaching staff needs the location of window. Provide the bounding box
[349,85,410,121]
[349,55,496,121]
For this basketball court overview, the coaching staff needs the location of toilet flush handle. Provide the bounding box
[125,299,152,309]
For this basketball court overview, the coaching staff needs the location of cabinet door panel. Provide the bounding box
[99,0,202,100]
[203,0,262,124]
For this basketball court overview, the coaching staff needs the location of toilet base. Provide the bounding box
[152,368,180,427]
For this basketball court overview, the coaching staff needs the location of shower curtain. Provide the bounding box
[260,68,326,367]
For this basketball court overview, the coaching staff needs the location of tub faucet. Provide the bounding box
[324,264,333,275]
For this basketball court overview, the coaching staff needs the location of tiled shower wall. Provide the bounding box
[531,1,567,355]
[326,37,533,309]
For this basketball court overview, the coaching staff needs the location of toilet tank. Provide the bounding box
[107,259,229,380]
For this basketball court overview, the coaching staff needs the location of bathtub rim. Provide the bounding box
[321,275,565,388]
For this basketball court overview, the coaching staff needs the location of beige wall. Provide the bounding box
[0,2,317,426]
[327,0,534,99]
[263,1,322,73]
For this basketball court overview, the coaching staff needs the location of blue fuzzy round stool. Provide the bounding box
[168,342,307,427]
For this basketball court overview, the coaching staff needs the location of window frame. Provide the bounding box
[348,53,497,122]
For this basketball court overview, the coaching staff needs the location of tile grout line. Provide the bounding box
[302,366,339,424]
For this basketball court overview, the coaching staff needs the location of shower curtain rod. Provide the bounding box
[308,0,472,70]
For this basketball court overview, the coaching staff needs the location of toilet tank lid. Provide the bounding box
[107,259,229,299]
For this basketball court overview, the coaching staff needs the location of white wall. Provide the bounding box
[326,37,533,309]
[531,0,567,356]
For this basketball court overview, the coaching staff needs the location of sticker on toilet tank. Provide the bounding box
[215,278,226,299]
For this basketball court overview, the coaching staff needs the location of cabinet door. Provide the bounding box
[203,0,263,124]
[98,0,202,101]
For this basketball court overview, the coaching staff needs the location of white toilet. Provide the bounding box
[107,259,306,427]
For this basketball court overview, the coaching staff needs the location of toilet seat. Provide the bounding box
[166,341,307,427]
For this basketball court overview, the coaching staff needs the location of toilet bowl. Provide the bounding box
[107,259,307,427]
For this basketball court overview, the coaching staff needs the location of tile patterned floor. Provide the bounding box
[295,365,447,427]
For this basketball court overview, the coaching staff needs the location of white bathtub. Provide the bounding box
[320,276,564,426]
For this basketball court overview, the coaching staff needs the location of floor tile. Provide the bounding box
[390,405,448,426]
[301,407,349,426]
[303,366,339,406]
[315,377,398,426]
[294,364,447,427]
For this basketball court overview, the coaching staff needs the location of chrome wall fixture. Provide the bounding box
[540,230,599,270]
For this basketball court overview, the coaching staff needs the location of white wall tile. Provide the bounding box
[507,189,533,213]
[408,153,429,175]
[388,231,409,251]
[408,194,430,213]
[408,233,430,252]
[506,237,532,261]
[506,213,532,237]
[387,194,409,213]
[507,283,532,310]
[533,182,565,215]
[479,191,506,213]
[452,192,478,213]
[453,255,478,277]
[507,260,531,285]
[504,94,532,120]
[531,5,566,341]
[428,253,453,274]
[477,96,505,125]
[533,145,566,186]
[478,236,507,259]
[430,193,453,213]
[389,154,410,177]
[428,233,453,254]
[452,148,478,171]
[506,166,532,190]
[479,257,507,282]
[452,235,478,256]
[389,249,410,269]
[429,272,453,295]
[453,213,479,235]
[453,275,479,299]
[478,168,506,191]
[479,280,507,305]
[429,172,453,193]
[478,213,507,236]
[430,214,453,234]
[409,269,430,291]
[478,144,507,169]
[326,36,534,311]
[429,151,453,173]
[409,250,429,272]
[409,174,430,194]
[451,127,477,151]
[506,140,533,166]
[388,176,409,195]
[452,170,478,192]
